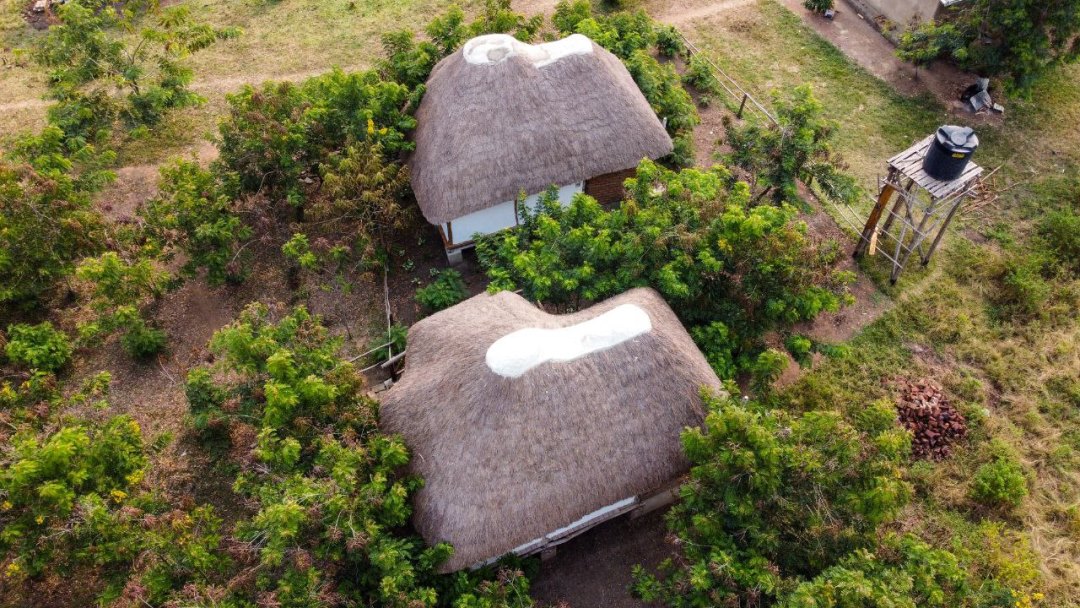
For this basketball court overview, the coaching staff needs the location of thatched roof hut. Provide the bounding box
[380,288,722,571]
[409,34,674,257]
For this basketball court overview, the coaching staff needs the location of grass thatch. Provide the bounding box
[380,287,722,571]
[409,35,674,225]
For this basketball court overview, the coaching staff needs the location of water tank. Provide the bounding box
[923,126,978,181]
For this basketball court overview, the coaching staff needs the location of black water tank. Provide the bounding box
[923,126,979,181]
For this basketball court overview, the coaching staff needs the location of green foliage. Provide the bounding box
[726,84,851,205]
[118,316,167,360]
[34,2,238,146]
[803,0,835,14]
[416,269,468,312]
[75,252,169,359]
[0,143,109,307]
[4,322,72,373]
[0,415,146,576]
[216,69,419,206]
[633,392,912,605]
[183,303,495,605]
[655,25,686,59]
[1038,208,1080,274]
[305,141,413,271]
[778,535,969,608]
[750,348,789,394]
[477,160,852,370]
[142,159,251,285]
[625,51,700,138]
[896,20,968,69]
[970,455,1028,508]
[896,0,1080,94]
[369,323,409,365]
[682,55,721,96]
[382,1,539,89]
[785,334,814,366]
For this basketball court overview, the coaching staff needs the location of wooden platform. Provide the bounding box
[888,135,983,200]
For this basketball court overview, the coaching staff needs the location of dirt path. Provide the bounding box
[774,0,980,112]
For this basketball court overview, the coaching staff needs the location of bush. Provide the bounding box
[803,0,835,13]
[4,322,72,373]
[971,456,1028,508]
[0,415,146,576]
[682,55,721,95]
[633,392,912,605]
[177,303,530,605]
[119,316,167,360]
[0,145,108,306]
[477,161,852,372]
[142,160,251,285]
[655,25,686,58]
[416,269,468,312]
[1038,208,1080,274]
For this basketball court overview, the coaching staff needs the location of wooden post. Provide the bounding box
[855,181,896,258]
[921,197,965,265]
[737,93,748,119]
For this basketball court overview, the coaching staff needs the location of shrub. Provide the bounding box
[142,160,251,285]
[4,322,72,373]
[0,146,108,306]
[74,252,170,359]
[179,303,528,605]
[726,84,848,205]
[369,322,409,365]
[1038,208,1080,274]
[655,25,686,58]
[971,456,1028,508]
[477,161,852,372]
[34,3,237,146]
[778,535,969,607]
[416,269,468,312]
[803,0,835,13]
[119,316,167,360]
[633,392,912,605]
[0,416,146,575]
[682,55,721,95]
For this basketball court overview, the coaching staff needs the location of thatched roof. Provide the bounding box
[380,288,722,571]
[409,34,674,225]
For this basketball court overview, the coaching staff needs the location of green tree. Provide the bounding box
[142,159,252,285]
[896,0,1080,94]
[4,322,72,373]
[74,252,170,360]
[184,304,532,606]
[1,415,146,576]
[726,85,855,205]
[632,392,913,606]
[0,134,110,308]
[477,160,853,375]
[34,1,238,145]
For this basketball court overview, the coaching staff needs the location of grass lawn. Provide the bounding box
[685,1,1080,603]
[0,0,485,158]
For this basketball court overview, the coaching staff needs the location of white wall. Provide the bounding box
[445,182,583,247]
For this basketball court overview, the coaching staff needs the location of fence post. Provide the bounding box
[737,93,748,119]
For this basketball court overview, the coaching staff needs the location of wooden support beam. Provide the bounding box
[855,181,897,258]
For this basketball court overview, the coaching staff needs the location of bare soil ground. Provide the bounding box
[531,510,671,608]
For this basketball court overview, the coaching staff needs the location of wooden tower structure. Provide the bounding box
[854,135,983,283]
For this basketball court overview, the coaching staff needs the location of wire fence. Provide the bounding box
[676,30,778,126]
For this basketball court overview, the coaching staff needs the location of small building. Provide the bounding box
[409,34,674,263]
[380,288,723,572]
